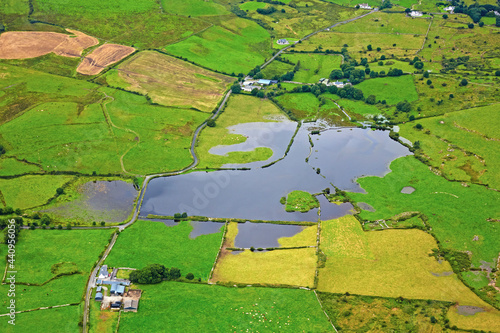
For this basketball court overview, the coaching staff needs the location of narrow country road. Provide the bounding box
[261,8,378,69]
[81,90,232,332]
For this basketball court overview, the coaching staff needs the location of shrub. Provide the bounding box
[206,119,216,127]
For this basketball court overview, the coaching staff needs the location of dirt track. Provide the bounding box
[0,30,98,59]
[77,44,135,75]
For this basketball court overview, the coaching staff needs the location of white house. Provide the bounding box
[358,3,371,9]
[410,11,423,17]
[277,39,289,45]
[98,265,109,279]
[443,6,454,13]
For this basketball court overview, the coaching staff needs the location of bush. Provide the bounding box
[415,123,423,130]
[459,78,468,86]
[206,119,216,127]
[56,188,64,195]
[186,273,194,280]
[468,23,474,29]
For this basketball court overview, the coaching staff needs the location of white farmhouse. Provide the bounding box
[358,3,372,9]
[410,11,423,17]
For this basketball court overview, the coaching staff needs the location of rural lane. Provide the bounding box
[260,8,379,69]
[81,90,231,332]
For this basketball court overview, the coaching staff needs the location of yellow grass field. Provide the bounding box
[278,225,317,247]
[318,216,496,307]
[106,51,233,112]
[212,248,317,287]
[77,44,135,75]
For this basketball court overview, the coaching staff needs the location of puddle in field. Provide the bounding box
[141,123,411,221]
[189,221,224,239]
[45,180,138,223]
[232,222,305,248]
[401,186,416,194]
[456,306,485,316]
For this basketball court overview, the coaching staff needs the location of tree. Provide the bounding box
[495,70,500,76]
[423,71,430,78]
[459,78,468,86]
[468,23,474,29]
[329,69,343,80]
[376,47,381,52]
[56,188,64,195]
[414,61,424,69]
[478,21,484,27]
[256,90,265,98]
[0,145,5,156]
[58,225,63,230]
[380,55,386,60]
[443,14,448,19]
[405,8,411,14]
[365,67,371,74]
[100,221,105,226]
[186,273,194,280]
[415,123,423,129]
[366,95,376,105]
[367,44,372,51]
[497,17,500,27]
[426,79,432,85]
[231,84,241,93]
[169,267,181,280]
[396,101,412,112]
[251,88,259,96]
[130,264,167,284]
[206,119,216,127]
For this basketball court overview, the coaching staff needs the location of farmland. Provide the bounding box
[317,216,496,310]
[212,248,317,287]
[165,17,270,74]
[105,220,224,280]
[13,228,114,284]
[356,75,419,105]
[118,283,334,332]
[281,53,343,83]
[348,156,500,268]
[105,51,233,112]
[274,93,321,120]
[399,104,500,189]
[1,1,499,332]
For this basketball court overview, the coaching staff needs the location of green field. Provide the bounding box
[105,51,233,112]
[399,104,500,189]
[0,273,87,313]
[0,175,74,210]
[105,220,224,280]
[281,53,343,83]
[213,248,317,287]
[325,94,382,116]
[336,12,430,35]
[409,74,500,119]
[318,216,493,307]
[14,228,114,284]
[29,0,209,48]
[318,293,453,332]
[0,68,207,175]
[0,158,41,176]
[274,93,320,120]
[239,1,267,11]
[293,32,425,61]
[244,0,362,39]
[196,94,288,168]
[162,0,228,16]
[0,304,81,333]
[284,190,319,212]
[349,156,500,268]
[356,75,418,105]
[165,17,271,74]
[118,282,334,332]
[261,60,294,79]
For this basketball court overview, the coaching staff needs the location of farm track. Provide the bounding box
[261,8,379,69]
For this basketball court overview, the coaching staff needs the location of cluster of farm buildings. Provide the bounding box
[94,265,142,312]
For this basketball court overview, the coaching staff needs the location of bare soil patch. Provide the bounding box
[77,44,135,75]
[0,30,98,59]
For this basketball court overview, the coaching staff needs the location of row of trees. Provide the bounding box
[129,264,185,284]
